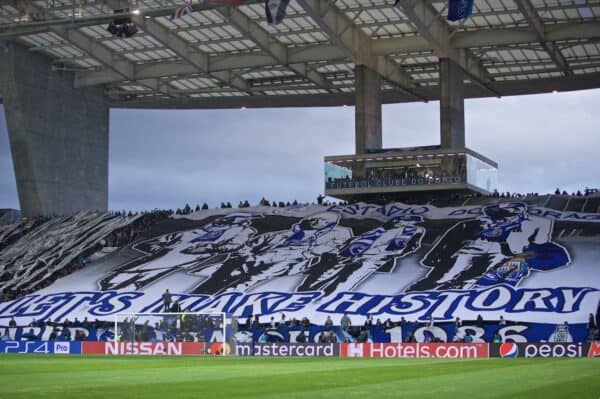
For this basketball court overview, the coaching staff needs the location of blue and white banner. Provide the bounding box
[1,201,599,342]
[1,286,598,326]
[232,322,590,344]
[448,0,474,21]
[265,0,290,25]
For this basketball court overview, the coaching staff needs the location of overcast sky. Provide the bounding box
[1,88,599,211]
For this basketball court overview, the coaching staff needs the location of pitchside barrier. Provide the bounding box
[1,322,592,343]
[0,341,599,358]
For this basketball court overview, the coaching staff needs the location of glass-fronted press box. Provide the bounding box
[324,146,497,200]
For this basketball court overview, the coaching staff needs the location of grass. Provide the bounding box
[0,355,598,399]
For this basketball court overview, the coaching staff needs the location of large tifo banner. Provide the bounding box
[1,202,599,342]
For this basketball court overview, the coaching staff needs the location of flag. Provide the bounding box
[447,0,474,21]
[170,3,193,20]
[265,0,290,25]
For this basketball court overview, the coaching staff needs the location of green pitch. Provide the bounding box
[0,355,598,399]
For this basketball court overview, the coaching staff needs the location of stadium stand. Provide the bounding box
[0,210,20,227]
[546,195,570,211]
[583,196,600,213]
[0,194,599,344]
[565,197,586,212]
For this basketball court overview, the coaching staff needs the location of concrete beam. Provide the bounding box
[439,58,465,149]
[55,26,134,80]
[296,0,427,101]
[0,42,108,217]
[75,47,348,87]
[514,0,571,75]
[450,23,600,49]
[73,21,600,87]
[215,6,337,92]
[131,15,250,93]
[394,0,498,96]
[110,72,600,109]
[355,65,382,154]
[0,0,265,38]
[24,3,165,94]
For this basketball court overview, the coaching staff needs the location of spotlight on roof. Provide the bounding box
[552,90,558,94]
[106,21,138,38]
[241,106,247,110]
[131,8,141,15]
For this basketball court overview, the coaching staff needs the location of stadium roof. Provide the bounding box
[1,0,599,109]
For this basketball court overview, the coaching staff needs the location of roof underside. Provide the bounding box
[1,0,599,108]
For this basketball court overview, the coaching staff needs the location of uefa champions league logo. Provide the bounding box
[499,343,519,358]
[234,330,254,344]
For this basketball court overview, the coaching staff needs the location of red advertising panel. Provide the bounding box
[587,342,600,358]
[340,343,489,359]
[234,343,339,357]
[82,342,205,356]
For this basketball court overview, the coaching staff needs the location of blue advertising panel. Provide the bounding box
[0,341,81,354]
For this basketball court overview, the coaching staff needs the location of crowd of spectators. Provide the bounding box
[240,312,534,344]
[117,313,226,343]
[104,209,171,246]
[480,187,598,199]
[173,197,352,215]
[554,187,599,197]
[1,316,114,342]
[135,185,600,219]
[361,187,600,206]
[3,310,599,344]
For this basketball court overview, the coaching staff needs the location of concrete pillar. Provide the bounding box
[355,65,382,154]
[439,58,465,149]
[0,42,109,217]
